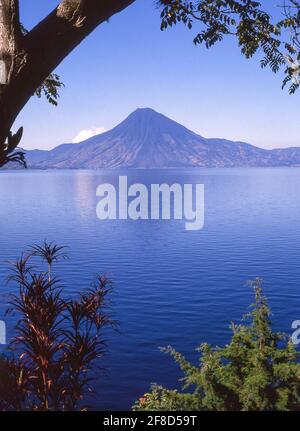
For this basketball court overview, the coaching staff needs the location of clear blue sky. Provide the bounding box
[17,0,299,150]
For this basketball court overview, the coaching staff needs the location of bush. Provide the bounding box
[134,279,300,411]
[0,242,114,411]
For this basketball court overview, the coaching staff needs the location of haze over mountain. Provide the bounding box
[22,108,300,169]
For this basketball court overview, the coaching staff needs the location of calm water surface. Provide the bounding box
[0,168,300,409]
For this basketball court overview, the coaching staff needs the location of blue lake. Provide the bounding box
[0,168,300,410]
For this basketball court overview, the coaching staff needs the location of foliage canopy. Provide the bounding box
[158,0,300,93]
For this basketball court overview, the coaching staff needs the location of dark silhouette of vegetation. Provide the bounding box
[30,241,68,282]
[134,278,300,411]
[0,242,114,411]
[159,1,300,94]
[1,1,300,167]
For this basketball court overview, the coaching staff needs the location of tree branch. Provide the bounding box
[25,0,135,75]
[0,0,135,163]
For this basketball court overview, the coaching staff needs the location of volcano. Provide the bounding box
[24,108,300,168]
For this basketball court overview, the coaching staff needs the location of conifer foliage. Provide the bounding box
[134,278,300,411]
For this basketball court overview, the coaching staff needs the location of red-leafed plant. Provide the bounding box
[0,242,114,411]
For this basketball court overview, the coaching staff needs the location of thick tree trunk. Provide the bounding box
[0,0,22,145]
[0,0,135,166]
[0,1,19,87]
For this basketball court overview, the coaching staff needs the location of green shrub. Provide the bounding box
[134,279,300,411]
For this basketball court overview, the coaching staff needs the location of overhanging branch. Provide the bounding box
[25,0,135,82]
[0,0,135,158]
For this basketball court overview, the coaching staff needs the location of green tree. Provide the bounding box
[0,1,300,168]
[159,1,300,93]
[134,278,300,411]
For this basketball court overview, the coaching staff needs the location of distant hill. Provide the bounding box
[19,108,300,168]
